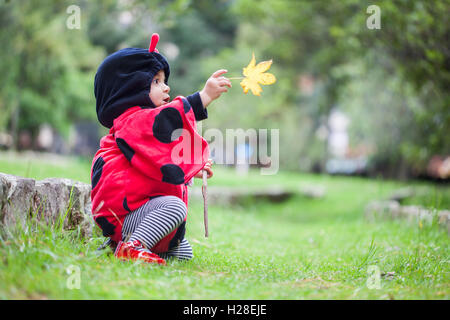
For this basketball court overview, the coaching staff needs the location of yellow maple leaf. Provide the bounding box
[240,52,276,96]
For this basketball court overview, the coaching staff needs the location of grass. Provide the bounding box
[0,151,449,299]
[0,151,91,182]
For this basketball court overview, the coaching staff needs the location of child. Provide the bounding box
[91,33,231,265]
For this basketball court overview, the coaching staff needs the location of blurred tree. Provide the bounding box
[86,0,237,97]
[163,0,238,97]
[224,0,358,171]
[348,1,450,175]
[0,0,238,150]
[1,0,447,178]
[0,0,104,149]
[231,0,449,176]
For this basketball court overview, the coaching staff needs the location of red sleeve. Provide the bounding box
[113,96,209,185]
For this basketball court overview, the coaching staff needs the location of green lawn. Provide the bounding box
[0,152,449,299]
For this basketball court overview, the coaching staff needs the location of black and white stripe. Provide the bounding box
[121,195,193,260]
[159,238,193,261]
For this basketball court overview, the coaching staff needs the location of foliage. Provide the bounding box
[0,0,448,177]
[161,0,238,97]
[231,0,450,175]
[0,0,104,143]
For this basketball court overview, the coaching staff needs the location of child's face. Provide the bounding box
[149,70,170,107]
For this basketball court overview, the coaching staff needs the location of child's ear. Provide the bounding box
[149,33,160,53]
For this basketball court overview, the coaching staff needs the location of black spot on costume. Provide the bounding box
[95,216,116,237]
[160,164,185,185]
[116,137,135,162]
[91,157,105,190]
[152,107,184,143]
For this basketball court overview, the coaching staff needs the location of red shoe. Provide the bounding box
[114,240,166,265]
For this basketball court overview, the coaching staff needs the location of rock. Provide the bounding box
[188,186,298,206]
[388,187,415,203]
[244,186,295,203]
[299,185,326,199]
[365,200,450,234]
[0,173,93,237]
[365,200,401,221]
[33,178,70,225]
[0,173,35,229]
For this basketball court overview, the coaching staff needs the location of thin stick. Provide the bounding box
[202,170,209,237]
[228,77,244,80]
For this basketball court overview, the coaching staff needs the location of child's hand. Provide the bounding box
[199,69,232,108]
[194,159,213,179]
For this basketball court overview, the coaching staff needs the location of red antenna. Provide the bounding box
[149,33,160,53]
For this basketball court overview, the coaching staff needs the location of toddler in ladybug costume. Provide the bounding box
[91,33,231,265]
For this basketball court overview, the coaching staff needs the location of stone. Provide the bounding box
[298,185,326,199]
[188,186,297,206]
[388,187,415,203]
[0,173,35,229]
[365,200,450,234]
[33,178,70,225]
[0,173,93,237]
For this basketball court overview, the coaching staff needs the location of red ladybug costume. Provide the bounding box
[91,34,209,253]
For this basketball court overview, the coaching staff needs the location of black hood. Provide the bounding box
[94,47,170,128]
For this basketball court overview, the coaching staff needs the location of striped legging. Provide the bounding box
[121,195,193,260]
